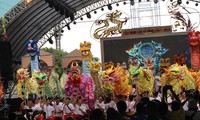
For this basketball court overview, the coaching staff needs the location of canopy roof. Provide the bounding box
[0,0,106,70]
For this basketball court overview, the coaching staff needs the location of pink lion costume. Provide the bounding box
[65,62,94,109]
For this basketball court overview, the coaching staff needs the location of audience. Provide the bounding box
[8,84,200,120]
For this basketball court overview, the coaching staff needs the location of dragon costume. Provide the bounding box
[60,71,67,93]
[100,67,116,94]
[33,71,53,98]
[49,70,63,97]
[89,61,104,98]
[161,64,195,94]
[129,66,154,96]
[191,70,200,92]
[16,68,30,99]
[65,62,94,109]
[114,65,132,96]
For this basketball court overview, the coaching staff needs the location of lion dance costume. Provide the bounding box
[129,66,154,96]
[65,62,94,109]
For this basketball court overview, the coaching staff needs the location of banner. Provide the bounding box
[82,60,91,76]
[30,55,40,73]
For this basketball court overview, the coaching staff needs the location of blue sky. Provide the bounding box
[0,0,20,17]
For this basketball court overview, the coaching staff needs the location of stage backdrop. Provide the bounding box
[101,32,190,68]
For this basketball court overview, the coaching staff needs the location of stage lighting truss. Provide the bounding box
[0,1,30,33]
[37,0,128,48]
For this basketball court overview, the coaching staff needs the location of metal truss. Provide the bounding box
[0,0,33,33]
[188,0,200,3]
[38,0,129,48]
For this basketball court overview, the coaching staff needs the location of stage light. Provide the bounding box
[101,8,104,11]
[48,38,53,44]
[130,0,135,5]
[186,1,189,4]
[94,11,97,14]
[66,24,70,30]
[107,4,112,10]
[195,2,198,6]
[69,12,74,21]
[154,0,158,4]
[177,0,182,4]
[25,0,32,3]
[86,12,91,19]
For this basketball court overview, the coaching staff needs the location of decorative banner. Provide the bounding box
[82,59,91,76]
[30,55,40,73]
[122,26,172,36]
[80,41,92,76]
[191,53,200,70]
[188,31,200,70]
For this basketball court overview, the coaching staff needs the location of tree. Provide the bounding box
[41,47,68,77]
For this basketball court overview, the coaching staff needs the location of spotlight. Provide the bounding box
[25,0,32,3]
[80,17,83,20]
[177,0,182,4]
[86,12,91,19]
[94,11,97,14]
[130,0,135,5]
[101,8,104,11]
[66,24,70,30]
[116,3,119,6]
[48,38,53,44]
[69,12,74,21]
[186,1,189,4]
[107,4,112,10]
[154,0,158,3]
[195,2,198,6]
[123,1,126,5]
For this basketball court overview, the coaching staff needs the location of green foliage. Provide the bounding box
[41,47,68,77]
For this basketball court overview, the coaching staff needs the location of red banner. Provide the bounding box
[188,31,200,70]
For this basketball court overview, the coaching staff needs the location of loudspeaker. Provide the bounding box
[0,40,13,90]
